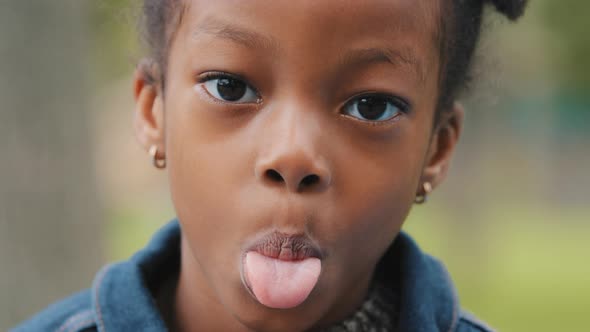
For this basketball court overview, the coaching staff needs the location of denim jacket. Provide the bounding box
[12,220,494,332]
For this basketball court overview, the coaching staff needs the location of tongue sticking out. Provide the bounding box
[244,251,321,309]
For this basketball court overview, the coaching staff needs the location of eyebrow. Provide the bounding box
[191,18,279,53]
[338,47,426,84]
[191,18,425,83]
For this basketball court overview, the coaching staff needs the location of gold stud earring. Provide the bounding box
[149,145,166,169]
[414,182,432,204]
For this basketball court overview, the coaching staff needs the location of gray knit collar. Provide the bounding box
[322,280,397,332]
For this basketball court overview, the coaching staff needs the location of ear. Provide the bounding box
[419,102,464,193]
[133,59,165,157]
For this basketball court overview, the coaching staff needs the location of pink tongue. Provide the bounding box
[244,251,321,309]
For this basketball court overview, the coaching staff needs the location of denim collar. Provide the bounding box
[378,231,460,331]
[91,220,180,331]
[91,219,459,331]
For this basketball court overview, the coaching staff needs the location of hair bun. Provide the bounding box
[487,0,529,20]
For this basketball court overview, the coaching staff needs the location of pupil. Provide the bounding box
[358,97,387,120]
[217,78,246,101]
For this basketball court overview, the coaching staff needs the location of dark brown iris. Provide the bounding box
[217,77,247,101]
[357,97,388,120]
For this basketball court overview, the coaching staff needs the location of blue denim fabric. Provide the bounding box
[12,219,494,332]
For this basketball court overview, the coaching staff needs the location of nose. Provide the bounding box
[256,150,332,193]
[254,108,332,193]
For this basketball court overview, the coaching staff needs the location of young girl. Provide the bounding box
[14,0,528,331]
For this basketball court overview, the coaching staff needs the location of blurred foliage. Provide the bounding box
[89,0,138,82]
[540,0,590,95]
[405,205,590,332]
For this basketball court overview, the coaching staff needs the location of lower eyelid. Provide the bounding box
[341,113,404,127]
[195,84,227,104]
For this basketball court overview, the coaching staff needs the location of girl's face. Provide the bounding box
[134,0,461,330]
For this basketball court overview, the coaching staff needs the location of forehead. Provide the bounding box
[182,0,441,30]
[173,0,441,80]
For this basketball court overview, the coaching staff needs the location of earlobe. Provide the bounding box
[418,103,464,194]
[133,63,166,155]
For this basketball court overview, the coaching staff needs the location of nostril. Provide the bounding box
[300,174,320,187]
[265,169,284,183]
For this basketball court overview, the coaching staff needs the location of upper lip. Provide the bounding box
[246,232,323,261]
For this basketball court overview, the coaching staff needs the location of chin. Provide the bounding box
[224,282,334,332]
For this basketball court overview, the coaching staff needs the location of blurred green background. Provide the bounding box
[1,0,588,330]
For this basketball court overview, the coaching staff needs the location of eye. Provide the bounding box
[342,94,409,122]
[199,73,260,103]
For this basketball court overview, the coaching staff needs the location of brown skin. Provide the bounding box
[133,0,463,331]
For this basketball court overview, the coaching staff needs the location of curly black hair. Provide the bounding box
[139,0,528,115]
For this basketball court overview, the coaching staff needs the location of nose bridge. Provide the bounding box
[277,100,319,155]
[255,99,331,193]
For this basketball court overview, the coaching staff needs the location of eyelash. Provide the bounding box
[199,71,248,85]
[348,93,410,111]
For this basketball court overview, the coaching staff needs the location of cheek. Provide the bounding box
[317,122,430,267]
[324,154,420,259]
[301,142,425,302]
[163,94,257,262]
